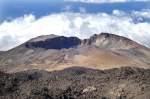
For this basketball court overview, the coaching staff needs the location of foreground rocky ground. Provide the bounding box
[0,67,150,99]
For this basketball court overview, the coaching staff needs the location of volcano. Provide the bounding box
[0,33,150,72]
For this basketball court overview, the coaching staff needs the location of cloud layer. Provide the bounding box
[0,10,150,51]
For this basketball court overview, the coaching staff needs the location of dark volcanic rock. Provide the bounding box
[25,36,81,49]
[0,67,150,99]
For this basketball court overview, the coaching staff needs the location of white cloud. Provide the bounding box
[0,10,150,51]
[133,9,150,18]
[65,0,150,3]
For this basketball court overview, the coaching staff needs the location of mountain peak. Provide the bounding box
[82,33,142,49]
[88,33,132,42]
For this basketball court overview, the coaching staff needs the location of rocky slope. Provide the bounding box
[0,67,150,99]
[0,33,150,72]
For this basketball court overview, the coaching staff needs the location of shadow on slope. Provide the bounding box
[25,36,81,49]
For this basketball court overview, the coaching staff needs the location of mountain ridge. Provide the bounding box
[21,33,149,50]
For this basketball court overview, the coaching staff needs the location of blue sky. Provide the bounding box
[0,0,150,50]
[1,0,150,22]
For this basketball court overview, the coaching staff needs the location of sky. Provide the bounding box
[0,0,150,51]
